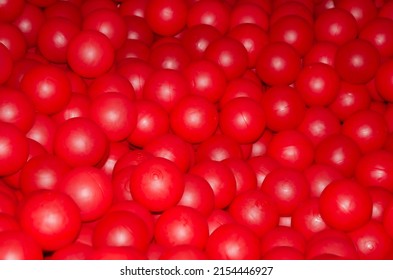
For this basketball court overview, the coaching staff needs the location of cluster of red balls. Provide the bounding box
[1,0,393,260]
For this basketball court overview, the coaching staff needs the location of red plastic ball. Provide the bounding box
[145,0,188,36]
[0,214,20,233]
[0,43,13,85]
[267,130,314,170]
[369,187,393,223]
[303,42,337,66]
[159,245,207,260]
[204,37,249,80]
[319,179,373,232]
[0,122,29,176]
[93,211,150,252]
[67,30,114,78]
[0,23,27,60]
[360,17,393,58]
[44,1,82,25]
[52,93,91,124]
[219,97,266,144]
[342,110,388,154]
[155,205,209,249]
[124,15,154,46]
[184,59,227,103]
[223,158,257,195]
[20,154,70,194]
[260,226,306,256]
[170,95,218,144]
[26,114,56,153]
[177,174,215,216]
[263,246,304,260]
[229,3,269,31]
[82,8,127,49]
[229,189,279,237]
[262,86,306,132]
[21,64,71,115]
[305,163,343,198]
[87,246,147,260]
[18,190,81,251]
[261,167,309,216]
[0,231,42,260]
[50,242,92,260]
[335,0,377,29]
[130,157,184,212]
[349,221,393,260]
[190,159,236,209]
[375,60,393,102]
[0,0,24,22]
[334,39,380,84]
[59,167,113,222]
[37,17,79,63]
[206,223,261,260]
[256,42,301,86]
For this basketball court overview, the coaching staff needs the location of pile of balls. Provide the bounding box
[1,0,393,260]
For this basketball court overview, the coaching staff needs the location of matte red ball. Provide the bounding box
[195,134,243,163]
[315,134,362,177]
[219,97,266,144]
[220,77,264,109]
[349,221,393,260]
[116,39,150,62]
[44,1,82,25]
[248,155,279,189]
[170,95,218,144]
[190,160,236,209]
[18,190,81,251]
[52,93,91,124]
[270,2,313,26]
[0,191,17,216]
[124,15,154,46]
[130,157,184,213]
[262,86,306,132]
[20,154,70,194]
[270,15,314,56]
[50,242,92,260]
[206,223,261,260]
[155,205,209,249]
[0,0,24,22]
[204,37,249,80]
[0,231,42,260]
[93,211,150,252]
[375,60,393,102]
[149,41,190,71]
[263,247,304,260]
[184,59,227,103]
[26,114,56,154]
[144,133,194,173]
[306,229,358,259]
[298,106,341,146]
[267,130,314,170]
[256,42,301,86]
[369,187,393,223]
[87,246,147,260]
[0,214,20,233]
[54,117,108,167]
[159,245,207,260]
[82,8,127,49]
[314,8,358,45]
[335,0,377,29]
[113,149,153,175]
[223,158,257,195]
[342,110,388,154]
[145,0,188,36]
[37,17,79,63]
[334,39,380,84]
[329,82,371,121]
[229,190,279,237]
[127,100,169,148]
[143,69,189,112]
[229,2,269,31]
[260,226,306,256]
[0,23,27,60]
[0,44,13,84]
[67,30,114,78]
[177,174,215,216]
[319,179,373,232]
[111,166,134,202]
[187,0,230,34]
[360,17,393,58]
[0,122,29,176]
[59,167,113,222]
[305,163,343,198]
[261,167,309,216]
[303,42,337,67]
[89,92,136,142]
[0,87,35,133]
[207,209,234,235]
[21,64,71,115]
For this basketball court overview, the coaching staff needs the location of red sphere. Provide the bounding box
[0,0,24,22]
[204,37,249,80]
[20,154,70,194]
[229,190,279,237]
[304,42,337,67]
[375,60,393,102]
[360,17,393,58]
[21,64,71,115]
[229,3,269,31]
[90,92,136,142]
[369,187,393,223]
[190,160,236,209]
[319,179,373,232]
[127,100,169,148]
[130,157,184,212]
[155,205,209,249]
[0,231,42,260]
[18,190,81,251]
[177,174,215,216]
[0,43,13,85]
[220,77,264,109]
[262,86,306,132]
[67,30,114,78]
[0,122,29,176]
[260,226,306,256]
[50,242,92,260]
[267,130,314,170]
[334,39,380,84]
[206,223,261,260]
[0,23,27,60]
[219,97,266,144]
[335,0,377,29]
[170,95,218,144]
[159,245,207,260]
[207,209,234,235]
[59,167,113,222]
[223,158,257,195]
[342,110,388,153]
[52,93,91,124]
[93,211,150,252]
[26,114,56,153]
[54,117,108,167]
[256,42,301,86]
[305,164,343,198]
